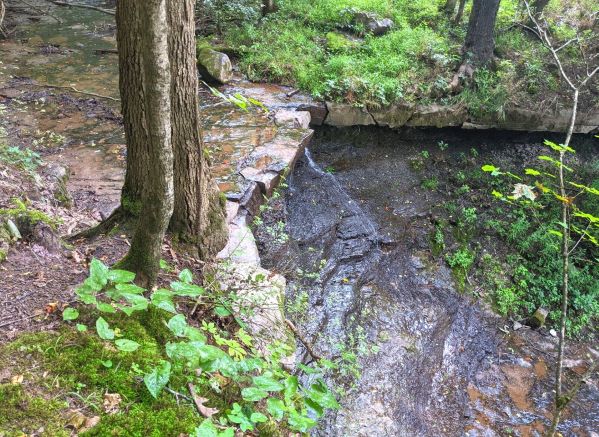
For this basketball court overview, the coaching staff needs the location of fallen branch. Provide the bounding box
[285,318,322,361]
[35,82,119,101]
[45,0,114,15]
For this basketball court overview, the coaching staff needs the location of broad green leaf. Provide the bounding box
[96,317,114,340]
[538,155,573,172]
[115,283,146,294]
[524,168,541,176]
[167,314,188,337]
[308,383,339,409]
[250,412,267,423]
[481,164,499,174]
[144,361,171,398]
[183,327,207,343]
[151,289,176,313]
[287,408,316,432]
[76,323,87,332]
[76,283,98,304]
[62,307,79,321]
[89,258,109,288]
[284,375,298,400]
[252,374,284,392]
[108,269,136,283]
[241,386,268,401]
[266,398,286,420]
[115,339,140,352]
[101,359,113,368]
[170,281,204,297]
[547,230,563,238]
[96,302,117,313]
[178,269,193,284]
[214,306,231,317]
[192,420,233,437]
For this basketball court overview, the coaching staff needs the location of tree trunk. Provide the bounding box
[453,0,467,24]
[463,0,501,66]
[117,0,174,286]
[262,0,277,16]
[116,0,228,261]
[444,0,458,14]
[116,1,149,215]
[167,0,228,258]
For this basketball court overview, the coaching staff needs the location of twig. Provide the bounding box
[164,385,192,402]
[45,0,114,15]
[285,318,322,361]
[34,82,119,101]
[286,89,300,98]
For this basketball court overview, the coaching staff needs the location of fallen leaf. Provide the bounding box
[11,374,24,384]
[66,409,87,429]
[103,393,122,414]
[80,415,101,432]
[45,302,58,314]
[188,383,218,418]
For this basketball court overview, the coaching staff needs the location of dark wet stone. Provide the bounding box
[336,216,371,240]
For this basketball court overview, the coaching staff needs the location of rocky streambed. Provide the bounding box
[256,127,599,436]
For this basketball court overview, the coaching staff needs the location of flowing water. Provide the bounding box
[258,127,599,436]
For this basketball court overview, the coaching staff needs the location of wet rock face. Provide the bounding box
[256,127,599,436]
[197,48,233,84]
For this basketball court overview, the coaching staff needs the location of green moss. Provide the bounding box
[82,401,198,437]
[121,194,142,216]
[0,309,207,435]
[0,384,69,436]
[0,198,61,230]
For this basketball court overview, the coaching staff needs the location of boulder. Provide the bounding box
[325,102,375,126]
[297,102,328,126]
[197,47,233,84]
[354,11,394,36]
[527,307,549,329]
[406,104,467,128]
[370,102,414,128]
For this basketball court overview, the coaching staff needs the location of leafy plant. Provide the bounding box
[67,260,339,434]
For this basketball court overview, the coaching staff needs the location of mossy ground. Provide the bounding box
[0,307,225,436]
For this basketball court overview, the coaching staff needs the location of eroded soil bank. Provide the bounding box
[256,127,599,436]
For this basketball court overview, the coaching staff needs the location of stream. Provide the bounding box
[257,127,599,436]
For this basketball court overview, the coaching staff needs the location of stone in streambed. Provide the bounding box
[197,47,233,84]
[526,307,549,328]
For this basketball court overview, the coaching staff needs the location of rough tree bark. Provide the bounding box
[116,1,149,215]
[463,0,501,66]
[118,0,174,285]
[116,0,228,260]
[167,0,228,257]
